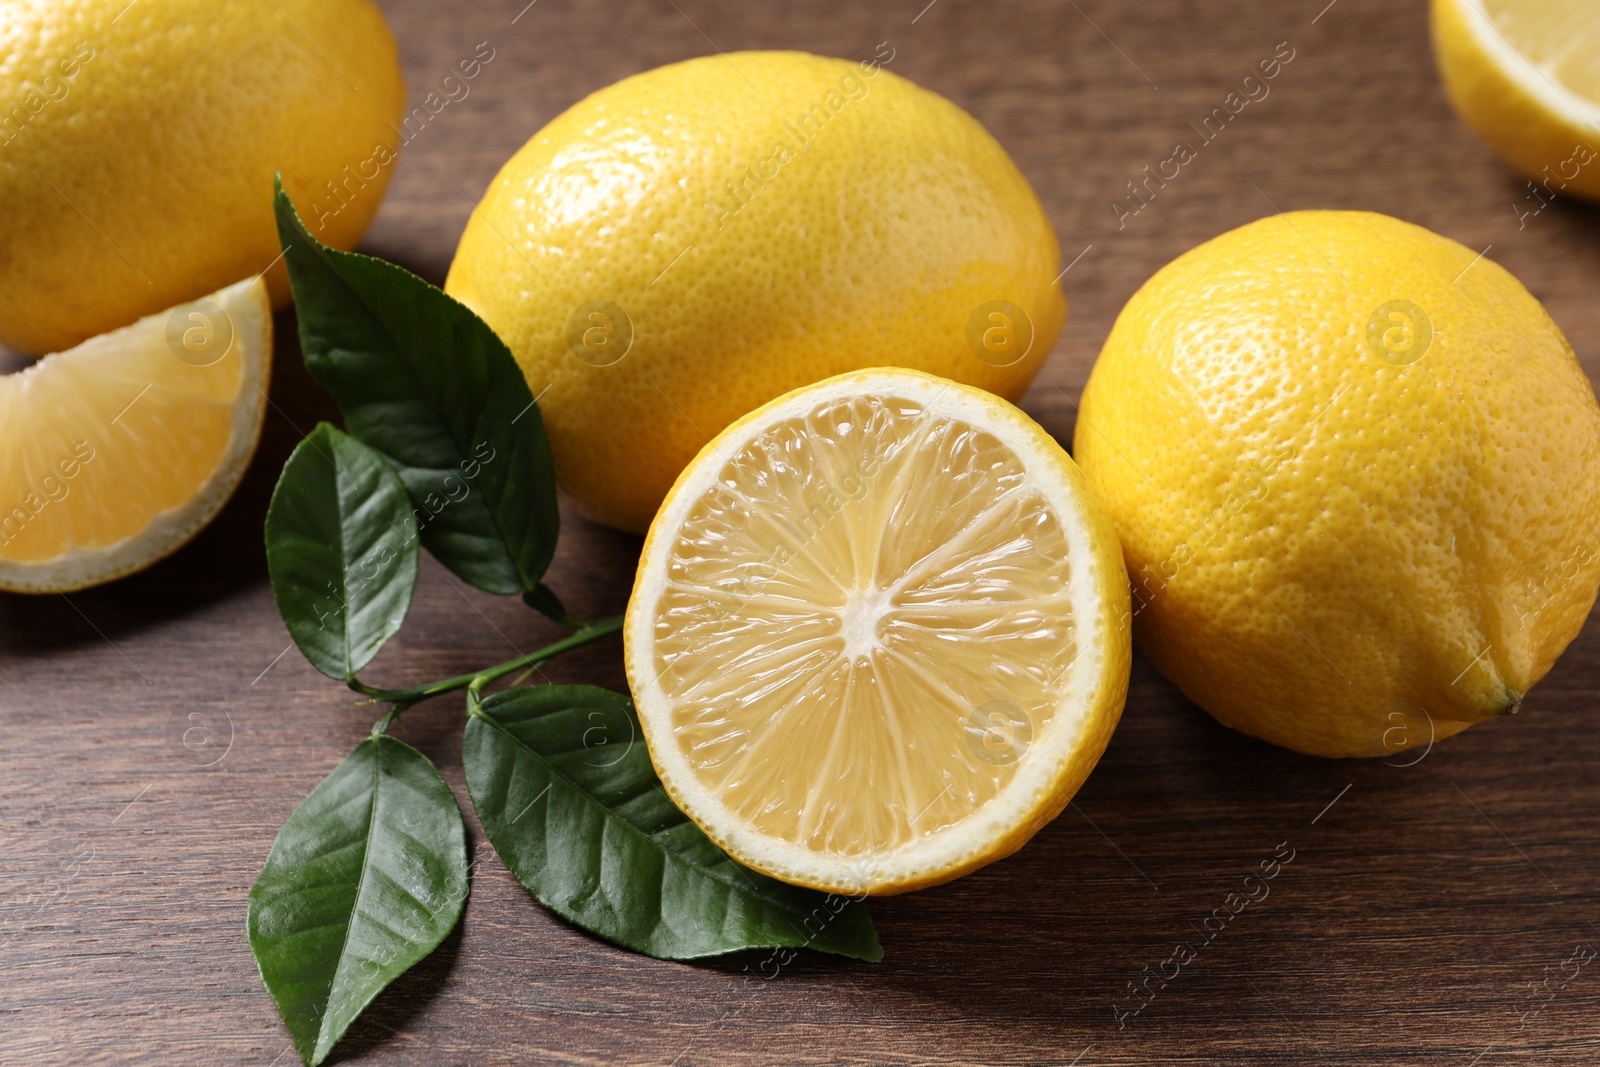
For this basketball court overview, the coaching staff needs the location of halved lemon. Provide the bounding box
[0,278,271,593]
[1433,0,1600,200]
[625,368,1131,894]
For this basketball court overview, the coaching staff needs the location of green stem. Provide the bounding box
[349,614,624,708]
[371,703,406,737]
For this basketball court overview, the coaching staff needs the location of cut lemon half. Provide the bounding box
[1433,0,1600,200]
[0,278,271,593]
[625,369,1131,895]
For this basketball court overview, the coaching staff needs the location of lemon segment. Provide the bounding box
[0,278,271,592]
[1433,0,1600,199]
[626,369,1130,895]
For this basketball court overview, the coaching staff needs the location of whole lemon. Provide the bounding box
[0,0,406,355]
[1075,211,1600,758]
[445,51,1064,533]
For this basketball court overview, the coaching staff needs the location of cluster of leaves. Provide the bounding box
[249,183,881,1067]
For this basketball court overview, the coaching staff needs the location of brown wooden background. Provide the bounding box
[7,0,1600,1063]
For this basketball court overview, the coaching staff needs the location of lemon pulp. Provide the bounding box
[0,278,270,592]
[1478,0,1600,100]
[655,393,1079,852]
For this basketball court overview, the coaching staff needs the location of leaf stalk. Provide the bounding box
[349,614,624,709]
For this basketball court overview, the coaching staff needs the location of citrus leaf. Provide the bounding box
[265,423,418,681]
[273,180,558,595]
[462,685,883,962]
[522,582,583,629]
[248,735,469,1067]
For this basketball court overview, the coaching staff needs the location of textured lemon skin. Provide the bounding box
[626,369,1130,894]
[1431,0,1600,201]
[1075,211,1600,758]
[446,51,1065,534]
[0,0,405,354]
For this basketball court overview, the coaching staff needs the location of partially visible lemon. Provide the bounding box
[446,51,1065,534]
[625,368,1130,894]
[1075,211,1600,758]
[0,277,271,593]
[1432,0,1600,200]
[0,0,405,355]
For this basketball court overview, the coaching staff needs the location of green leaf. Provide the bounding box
[462,685,883,962]
[265,423,418,681]
[522,583,583,629]
[248,735,469,1067]
[273,180,559,595]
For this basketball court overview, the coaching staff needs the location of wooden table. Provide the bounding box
[7,0,1600,1063]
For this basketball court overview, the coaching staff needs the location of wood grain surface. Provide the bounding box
[7,0,1600,1064]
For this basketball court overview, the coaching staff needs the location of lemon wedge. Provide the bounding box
[625,369,1130,894]
[0,278,271,592]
